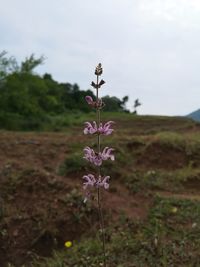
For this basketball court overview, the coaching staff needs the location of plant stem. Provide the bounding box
[96,74,106,267]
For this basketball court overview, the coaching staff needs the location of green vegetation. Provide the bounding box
[24,196,200,267]
[0,51,129,131]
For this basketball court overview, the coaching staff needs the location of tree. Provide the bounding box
[0,51,19,86]
[121,95,129,111]
[20,54,45,74]
[102,95,123,112]
[133,98,142,114]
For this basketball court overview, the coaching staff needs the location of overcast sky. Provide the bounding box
[1,0,200,115]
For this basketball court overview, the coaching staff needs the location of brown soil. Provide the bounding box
[136,142,187,170]
[0,129,199,267]
[0,132,151,267]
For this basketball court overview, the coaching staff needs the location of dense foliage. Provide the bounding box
[0,52,129,130]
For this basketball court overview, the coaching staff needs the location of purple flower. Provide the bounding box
[83,121,98,134]
[83,146,95,162]
[83,121,114,135]
[98,121,114,135]
[97,175,110,189]
[83,146,102,166]
[93,156,103,166]
[82,174,110,202]
[83,146,115,166]
[101,147,115,161]
[85,95,105,109]
[82,174,96,190]
[83,174,110,189]
[85,96,94,106]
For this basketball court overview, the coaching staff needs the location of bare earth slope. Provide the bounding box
[0,114,200,266]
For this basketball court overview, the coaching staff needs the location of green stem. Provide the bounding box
[96,74,106,267]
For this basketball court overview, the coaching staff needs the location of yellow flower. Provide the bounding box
[65,241,72,248]
[171,207,178,214]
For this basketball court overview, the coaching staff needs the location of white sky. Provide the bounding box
[0,0,200,115]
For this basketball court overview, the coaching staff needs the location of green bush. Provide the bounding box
[58,153,89,175]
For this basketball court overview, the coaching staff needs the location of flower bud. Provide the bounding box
[91,81,98,89]
[99,79,105,87]
[85,95,93,105]
[95,63,103,76]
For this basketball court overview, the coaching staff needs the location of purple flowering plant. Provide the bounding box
[83,121,114,135]
[82,63,114,266]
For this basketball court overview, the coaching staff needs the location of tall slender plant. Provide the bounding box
[82,63,115,266]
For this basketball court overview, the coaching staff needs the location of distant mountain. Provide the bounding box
[187,109,200,122]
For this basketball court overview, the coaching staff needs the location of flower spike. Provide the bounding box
[82,64,114,266]
[95,63,103,76]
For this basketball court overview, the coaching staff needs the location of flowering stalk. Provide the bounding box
[83,64,114,267]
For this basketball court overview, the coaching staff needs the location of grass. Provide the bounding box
[2,111,197,132]
[57,122,200,193]
[58,152,88,175]
[27,196,200,267]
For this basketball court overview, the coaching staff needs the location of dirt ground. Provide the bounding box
[0,116,200,267]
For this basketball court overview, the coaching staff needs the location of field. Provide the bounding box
[0,113,200,267]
